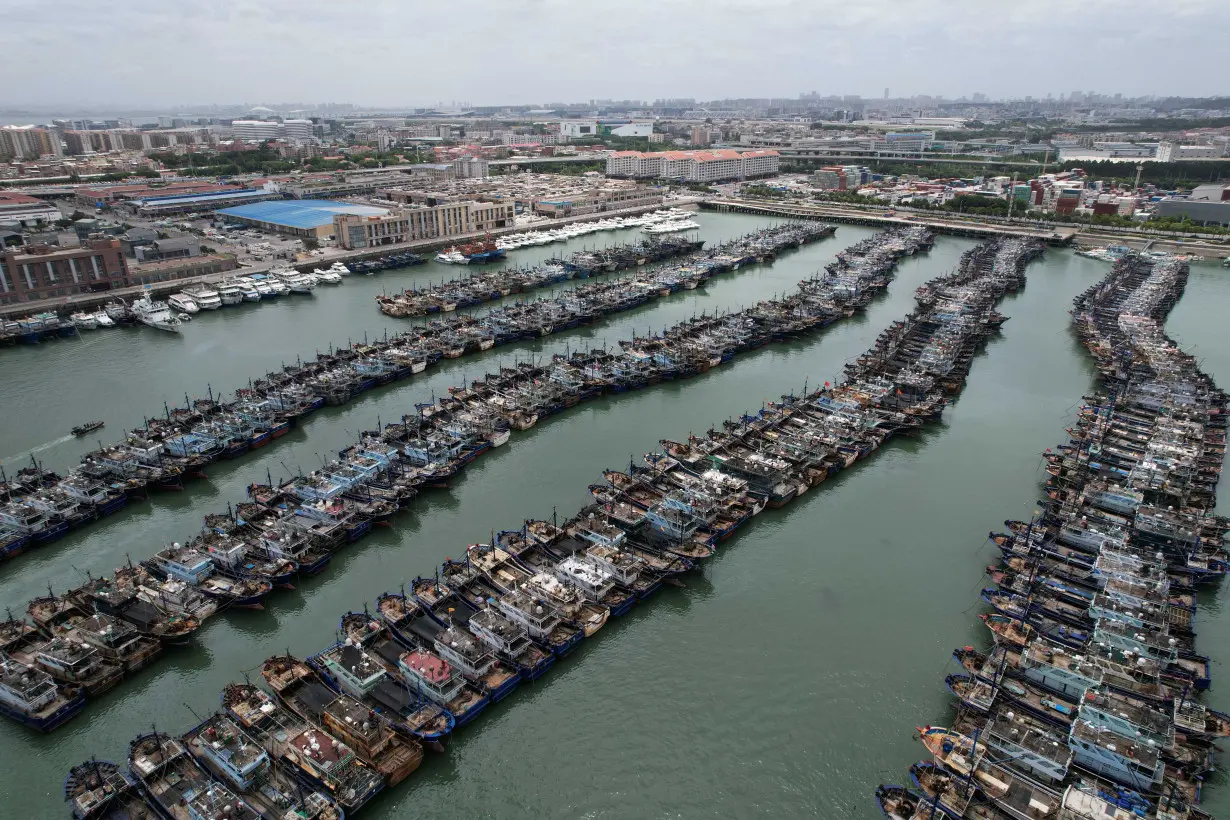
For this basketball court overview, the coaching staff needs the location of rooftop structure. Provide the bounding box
[120,188,280,217]
[0,192,60,227]
[218,199,389,239]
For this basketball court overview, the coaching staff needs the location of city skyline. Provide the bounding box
[5,0,1228,108]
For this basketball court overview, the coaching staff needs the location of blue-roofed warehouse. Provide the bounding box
[216,199,390,239]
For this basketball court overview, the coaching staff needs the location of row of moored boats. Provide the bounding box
[491,207,698,252]
[877,253,1228,820]
[3,262,356,344]
[0,225,836,566]
[46,229,1045,819]
[2,223,926,733]
[379,233,706,317]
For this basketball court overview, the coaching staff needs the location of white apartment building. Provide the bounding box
[606,149,779,182]
[230,120,283,142]
[452,156,490,179]
[282,119,315,143]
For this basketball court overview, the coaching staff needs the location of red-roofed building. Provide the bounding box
[606,149,779,182]
[0,192,61,226]
[74,180,232,206]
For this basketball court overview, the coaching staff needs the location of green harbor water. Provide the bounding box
[0,212,1226,818]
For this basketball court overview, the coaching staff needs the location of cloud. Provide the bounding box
[1,0,1226,108]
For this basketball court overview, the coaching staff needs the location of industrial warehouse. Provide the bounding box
[215,199,390,239]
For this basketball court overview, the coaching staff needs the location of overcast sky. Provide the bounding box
[4,0,1227,109]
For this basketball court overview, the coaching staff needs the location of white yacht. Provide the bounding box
[248,274,284,297]
[274,268,316,294]
[215,280,244,306]
[314,269,343,284]
[182,284,222,310]
[167,293,200,314]
[132,294,182,332]
[643,219,699,234]
[328,261,351,276]
[91,310,115,328]
[228,277,262,302]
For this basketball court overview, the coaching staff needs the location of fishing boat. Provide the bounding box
[874,783,927,819]
[127,731,261,820]
[71,421,105,437]
[0,654,84,732]
[262,653,428,778]
[64,758,157,819]
[221,682,385,814]
[182,711,342,820]
[70,311,99,330]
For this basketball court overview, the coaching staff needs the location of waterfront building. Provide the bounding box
[127,254,239,286]
[531,186,662,218]
[333,200,515,249]
[0,239,129,305]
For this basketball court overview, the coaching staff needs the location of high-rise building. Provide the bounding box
[0,125,62,159]
[281,119,315,143]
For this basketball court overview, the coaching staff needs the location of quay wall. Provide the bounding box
[700,199,1075,246]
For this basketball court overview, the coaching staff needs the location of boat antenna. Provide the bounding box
[182,701,207,724]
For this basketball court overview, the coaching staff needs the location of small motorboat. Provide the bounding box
[72,421,105,437]
[177,312,193,322]
[70,312,99,330]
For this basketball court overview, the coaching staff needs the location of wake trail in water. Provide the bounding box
[1,434,75,465]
